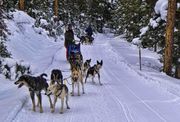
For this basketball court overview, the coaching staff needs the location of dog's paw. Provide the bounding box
[40,110,43,113]
[51,109,55,113]
[60,111,63,114]
[82,92,85,94]
[67,106,70,109]
[100,83,103,86]
[32,108,36,112]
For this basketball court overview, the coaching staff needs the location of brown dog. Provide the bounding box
[71,63,85,96]
[46,84,70,114]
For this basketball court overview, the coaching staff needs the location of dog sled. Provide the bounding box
[67,43,83,65]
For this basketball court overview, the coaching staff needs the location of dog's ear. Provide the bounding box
[100,60,103,65]
[97,60,99,64]
[89,59,91,62]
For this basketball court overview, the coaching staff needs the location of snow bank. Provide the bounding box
[132,37,141,45]
[5,11,54,63]
[12,10,35,24]
[0,75,28,122]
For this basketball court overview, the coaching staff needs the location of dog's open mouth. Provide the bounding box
[73,77,78,81]
[14,81,19,85]
[15,81,24,88]
[18,83,24,88]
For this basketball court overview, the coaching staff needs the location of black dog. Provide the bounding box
[69,52,83,68]
[82,59,91,77]
[85,60,103,85]
[14,73,53,113]
[50,69,63,85]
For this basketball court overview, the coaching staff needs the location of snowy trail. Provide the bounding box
[2,11,180,122]
[83,43,166,122]
[13,41,128,122]
[12,35,180,122]
[81,37,180,122]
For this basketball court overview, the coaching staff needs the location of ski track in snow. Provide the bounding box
[103,41,166,121]
[89,43,165,122]
[89,44,134,122]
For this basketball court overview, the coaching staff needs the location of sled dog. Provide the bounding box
[71,63,85,96]
[85,60,103,85]
[50,69,63,85]
[69,52,83,68]
[82,59,91,77]
[14,73,53,113]
[46,84,70,114]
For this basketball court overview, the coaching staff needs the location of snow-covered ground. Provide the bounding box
[1,11,180,122]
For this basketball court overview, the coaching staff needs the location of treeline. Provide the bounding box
[0,0,179,78]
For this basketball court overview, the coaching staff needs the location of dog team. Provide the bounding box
[14,59,103,114]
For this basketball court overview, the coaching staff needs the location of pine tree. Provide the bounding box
[113,0,152,40]
[174,7,180,78]
[0,8,11,58]
[141,16,166,51]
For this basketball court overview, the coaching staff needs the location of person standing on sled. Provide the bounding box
[85,24,93,43]
[64,24,74,60]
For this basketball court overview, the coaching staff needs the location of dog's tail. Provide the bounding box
[40,73,48,78]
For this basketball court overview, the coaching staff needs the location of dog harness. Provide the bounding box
[55,85,63,97]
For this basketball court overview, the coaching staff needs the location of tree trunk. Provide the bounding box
[19,0,24,10]
[164,0,176,75]
[154,43,157,52]
[175,65,180,79]
[54,0,58,16]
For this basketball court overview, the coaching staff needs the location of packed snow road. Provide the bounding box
[2,11,180,122]
[12,35,180,122]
